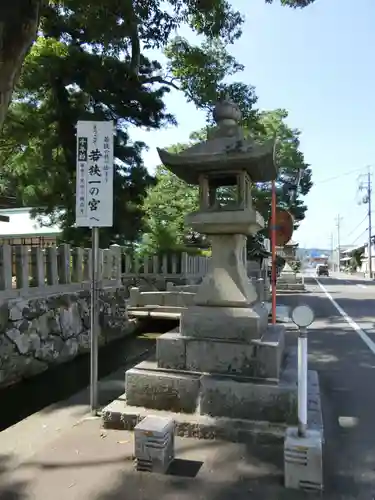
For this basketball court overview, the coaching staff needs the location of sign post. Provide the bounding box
[76,120,114,415]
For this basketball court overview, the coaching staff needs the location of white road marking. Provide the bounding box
[315,278,375,356]
[357,284,367,289]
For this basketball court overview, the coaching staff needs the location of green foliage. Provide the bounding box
[251,109,313,238]
[291,259,302,272]
[142,108,313,254]
[0,0,245,246]
[265,0,316,7]
[140,161,199,255]
[350,247,364,271]
[165,38,259,129]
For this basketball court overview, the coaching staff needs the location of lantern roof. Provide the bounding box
[157,98,278,185]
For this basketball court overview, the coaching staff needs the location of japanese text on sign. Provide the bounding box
[75,121,114,227]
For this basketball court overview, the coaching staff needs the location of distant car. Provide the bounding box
[316,264,329,277]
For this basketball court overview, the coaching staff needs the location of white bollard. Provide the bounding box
[284,304,323,491]
[297,327,308,437]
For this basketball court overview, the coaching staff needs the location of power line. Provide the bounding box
[345,214,368,239]
[316,167,366,185]
[351,228,368,245]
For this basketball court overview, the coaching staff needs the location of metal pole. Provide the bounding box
[297,326,308,437]
[330,232,334,271]
[271,180,277,324]
[90,226,100,415]
[336,214,341,272]
[367,170,372,279]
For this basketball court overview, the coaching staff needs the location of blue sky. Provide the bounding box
[130,0,375,249]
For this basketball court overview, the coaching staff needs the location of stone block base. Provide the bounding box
[102,368,323,445]
[125,352,297,424]
[156,324,285,379]
[180,303,268,341]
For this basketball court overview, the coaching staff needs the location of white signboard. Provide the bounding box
[76,120,114,227]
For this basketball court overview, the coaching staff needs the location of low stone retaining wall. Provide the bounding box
[0,288,136,389]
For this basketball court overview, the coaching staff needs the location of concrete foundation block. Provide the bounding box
[129,287,141,307]
[125,366,200,414]
[199,373,297,423]
[256,278,265,302]
[157,332,186,370]
[156,328,285,378]
[252,324,285,379]
[180,303,268,341]
[139,292,164,306]
[185,339,256,376]
[284,427,323,491]
[176,292,196,307]
[102,399,287,444]
[162,292,179,307]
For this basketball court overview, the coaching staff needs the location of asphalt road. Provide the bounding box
[279,273,375,498]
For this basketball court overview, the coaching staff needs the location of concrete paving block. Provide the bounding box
[284,427,323,491]
[157,332,186,370]
[125,366,200,414]
[134,416,175,473]
[199,374,297,423]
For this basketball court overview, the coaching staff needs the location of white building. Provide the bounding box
[0,208,61,247]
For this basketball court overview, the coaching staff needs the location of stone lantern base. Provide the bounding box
[118,313,299,427]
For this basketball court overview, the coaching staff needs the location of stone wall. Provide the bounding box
[0,288,136,389]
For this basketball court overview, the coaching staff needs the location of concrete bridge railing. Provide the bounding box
[0,244,210,388]
[0,244,211,300]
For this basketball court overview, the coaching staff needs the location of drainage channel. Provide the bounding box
[0,319,178,432]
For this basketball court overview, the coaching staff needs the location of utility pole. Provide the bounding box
[330,232,334,269]
[358,168,372,278]
[334,215,343,271]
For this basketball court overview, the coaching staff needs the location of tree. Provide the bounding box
[265,0,316,6]
[0,0,318,132]
[251,109,313,236]
[0,0,245,132]
[142,109,313,254]
[0,1,44,131]
[140,163,199,255]
[350,247,364,272]
[0,0,247,246]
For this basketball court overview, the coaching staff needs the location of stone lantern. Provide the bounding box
[157,99,275,315]
[120,99,300,432]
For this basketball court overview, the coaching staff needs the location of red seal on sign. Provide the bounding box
[268,209,294,246]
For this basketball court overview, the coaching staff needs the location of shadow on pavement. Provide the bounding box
[0,454,28,500]
[0,319,178,431]
[92,444,308,500]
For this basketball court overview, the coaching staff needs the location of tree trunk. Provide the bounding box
[0,1,42,132]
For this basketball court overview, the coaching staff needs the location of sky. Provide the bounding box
[130,0,375,250]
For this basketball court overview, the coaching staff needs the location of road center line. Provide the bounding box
[315,278,375,356]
